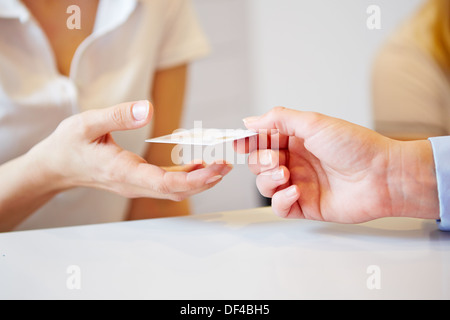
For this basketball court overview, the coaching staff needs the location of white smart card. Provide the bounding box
[145,128,257,146]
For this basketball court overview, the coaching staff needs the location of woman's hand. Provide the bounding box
[32,100,231,200]
[0,100,231,231]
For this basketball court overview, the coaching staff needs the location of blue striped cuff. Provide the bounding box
[429,137,450,231]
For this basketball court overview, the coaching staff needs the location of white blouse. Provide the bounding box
[0,0,210,230]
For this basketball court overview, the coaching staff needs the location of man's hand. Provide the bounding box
[236,107,439,223]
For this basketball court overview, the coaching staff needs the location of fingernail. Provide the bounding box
[259,150,273,166]
[243,116,260,124]
[272,168,284,181]
[286,185,298,198]
[206,175,222,184]
[132,100,149,121]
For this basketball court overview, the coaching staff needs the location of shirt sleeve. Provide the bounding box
[429,136,450,231]
[371,31,450,139]
[155,0,211,70]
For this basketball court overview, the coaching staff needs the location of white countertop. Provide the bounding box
[1,206,449,299]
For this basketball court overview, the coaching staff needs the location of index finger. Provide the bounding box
[234,130,289,154]
[242,106,326,140]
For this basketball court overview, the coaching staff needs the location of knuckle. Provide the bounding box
[269,106,289,122]
[58,114,80,133]
[155,181,171,196]
[303,111,324,135]
[110,108,126,127]
[269,106,290,133]
[271,106,287,114]
[54,118,71,134]
[76,111,95,136]
[305,111,322,123]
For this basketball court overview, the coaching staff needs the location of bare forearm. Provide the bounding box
[0,153,62,231]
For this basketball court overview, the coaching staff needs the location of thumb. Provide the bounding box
[242,106,325,139]
[81,100,153,140]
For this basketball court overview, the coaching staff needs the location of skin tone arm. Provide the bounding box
[0,153,63,231]
[236,107,440,223]
[0,101,231,232]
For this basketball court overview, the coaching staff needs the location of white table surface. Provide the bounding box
[1,206,449,300]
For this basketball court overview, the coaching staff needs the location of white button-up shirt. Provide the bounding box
[0,0,210,230]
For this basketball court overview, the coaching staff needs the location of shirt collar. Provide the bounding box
[0,0,138,29]
[92,0,138,37]
[0,0,30,22]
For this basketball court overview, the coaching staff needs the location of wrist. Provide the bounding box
[25,141,74,195]
[387,139,439,220]
[0,146,71,231]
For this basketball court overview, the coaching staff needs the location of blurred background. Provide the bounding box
[183,0,425,214]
